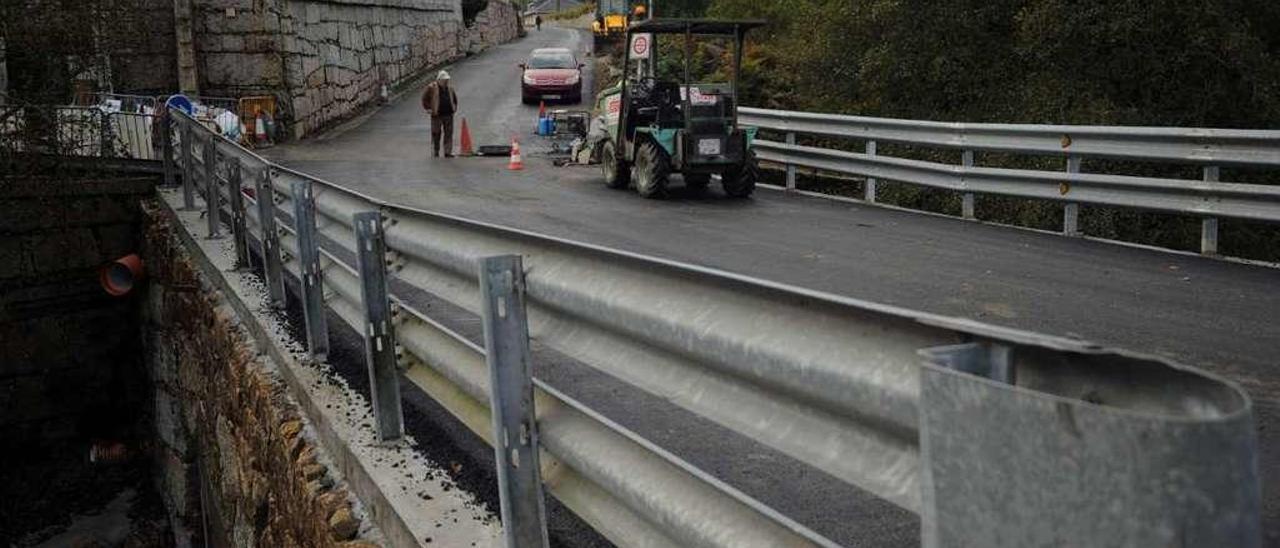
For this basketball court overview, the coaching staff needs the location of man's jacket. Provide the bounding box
[422,82,458,116]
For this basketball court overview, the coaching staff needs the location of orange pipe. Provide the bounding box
[100,254,145,296]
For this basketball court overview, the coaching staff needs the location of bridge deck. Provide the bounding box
[267,26,1280,544]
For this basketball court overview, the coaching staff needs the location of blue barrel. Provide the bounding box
[538,117,555,136]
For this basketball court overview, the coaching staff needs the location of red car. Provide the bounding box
[520,48,584,104]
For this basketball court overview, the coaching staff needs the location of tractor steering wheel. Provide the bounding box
[631,76,659,101]
[634,77,679,109]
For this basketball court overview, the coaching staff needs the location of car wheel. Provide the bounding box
[721,151,757,198]
[600,140,630,189]
[634,140,670,199]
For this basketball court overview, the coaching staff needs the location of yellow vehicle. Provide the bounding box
[593,0,630,38]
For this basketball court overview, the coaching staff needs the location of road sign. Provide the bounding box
[630,33,652,59]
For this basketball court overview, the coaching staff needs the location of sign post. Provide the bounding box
[630,32,653,78]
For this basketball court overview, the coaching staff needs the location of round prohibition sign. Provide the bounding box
[632,34,650,57]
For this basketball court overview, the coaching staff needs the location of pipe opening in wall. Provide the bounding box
[102,254,145,296]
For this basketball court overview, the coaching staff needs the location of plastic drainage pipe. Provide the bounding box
[101,254,145,296]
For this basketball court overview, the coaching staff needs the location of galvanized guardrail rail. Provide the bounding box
[739,107,1280,256]
[165,109,1263,547]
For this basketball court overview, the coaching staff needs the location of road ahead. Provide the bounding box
[269,25,1280,545]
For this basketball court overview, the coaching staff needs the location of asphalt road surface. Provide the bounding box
[269,25,1280,546]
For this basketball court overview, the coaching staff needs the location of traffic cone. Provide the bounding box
[254,111,267,144]
[535,100,547,133]
[459,117,474,157]
[508,137,524,171]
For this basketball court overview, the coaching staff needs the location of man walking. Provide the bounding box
[421,70,459,157]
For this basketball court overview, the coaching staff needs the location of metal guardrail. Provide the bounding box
[739,107,1280,256]
[167,109,1263,547]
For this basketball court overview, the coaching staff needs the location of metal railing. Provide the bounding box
[739,107,1280,256]
[0,105,159,161]
[166,109,1263,547]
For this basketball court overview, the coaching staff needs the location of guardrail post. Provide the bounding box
[292,180,330,359]
[961,150,975,220]
[1063,156,1081,236]
[479,255,551,548]
[161,113,175,187]
[180,122,195,210]
[204,135,222,239]
[354,211,404,443]
[785,132,797,192]
[919,342,1260,548]
[864,140,877,203]
[1201,166,1220,255]
[227,160,250,268]
[255,167,287,308]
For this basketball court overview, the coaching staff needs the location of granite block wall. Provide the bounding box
[193,0,518,138]
[0,177,155,454]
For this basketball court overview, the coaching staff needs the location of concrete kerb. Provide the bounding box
[156,187,501,548]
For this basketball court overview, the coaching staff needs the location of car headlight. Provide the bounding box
[523,73,536,85]
[565,73,580,85]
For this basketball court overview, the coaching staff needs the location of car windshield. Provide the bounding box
[529,52,575,69]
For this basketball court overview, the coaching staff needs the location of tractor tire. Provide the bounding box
[684,173,711,192]
[600,140,630,189]
[633,140,671,199]
[722,152,758,198]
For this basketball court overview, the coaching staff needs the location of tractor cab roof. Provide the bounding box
[628,18,767,36]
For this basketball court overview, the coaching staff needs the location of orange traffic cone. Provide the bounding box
[508,137,524,171]
[535,101,547,133]
[459,118,474,157]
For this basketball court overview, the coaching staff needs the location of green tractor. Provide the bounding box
[594,19,765,199]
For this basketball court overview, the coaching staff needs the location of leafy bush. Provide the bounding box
[697,0,1280,259]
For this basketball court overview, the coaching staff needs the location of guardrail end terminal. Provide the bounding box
[919,342,1260,548]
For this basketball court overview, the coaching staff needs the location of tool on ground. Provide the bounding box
[478,144,513,156]
[508,137,524,170]
[460,118,475,156]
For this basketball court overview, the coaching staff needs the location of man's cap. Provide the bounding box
[437,70,451,81]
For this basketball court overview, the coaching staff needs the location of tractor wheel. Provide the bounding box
[721,152,758,198]
[684,173,711,192]
[600,140,630,189]
[634,140,671,199]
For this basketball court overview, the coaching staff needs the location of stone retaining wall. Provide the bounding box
[142,203,380,546]
[0,177,154,454]
[194,0,519,138]
[461,0,520,56]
